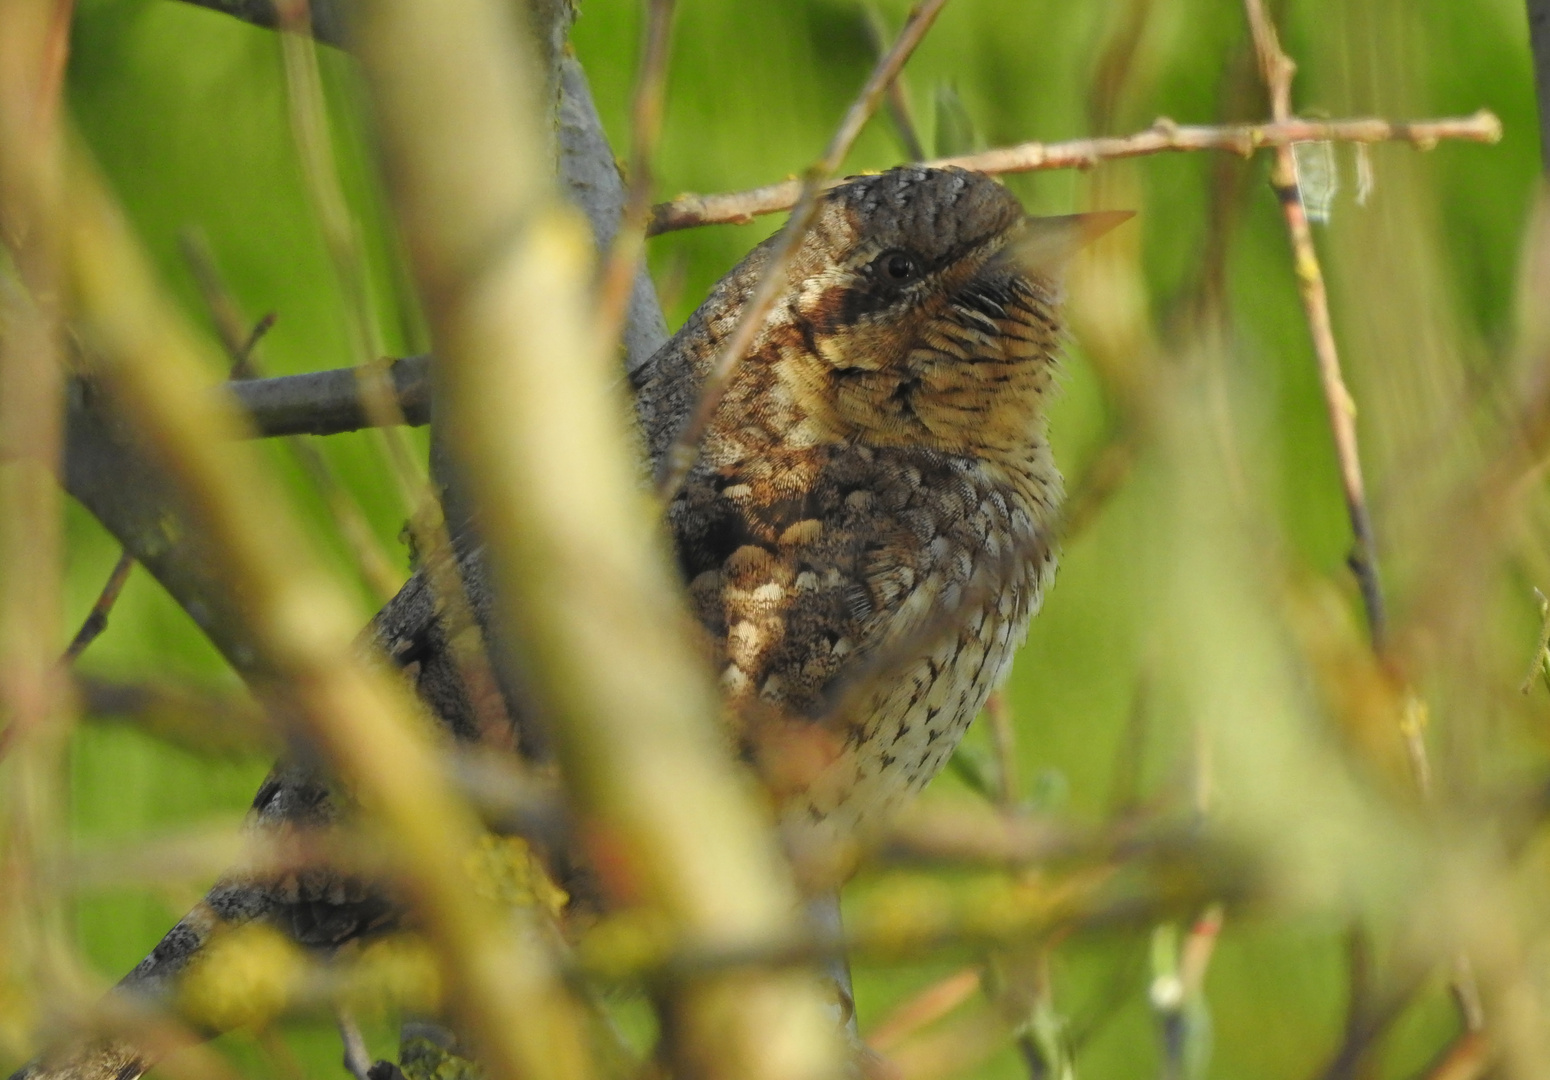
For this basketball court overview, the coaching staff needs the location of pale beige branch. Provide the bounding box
[348,0,841,1078]
[646,111,1502,236]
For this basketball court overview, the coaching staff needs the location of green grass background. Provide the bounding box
[41,0,1547,1077]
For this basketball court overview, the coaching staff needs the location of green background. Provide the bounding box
[34,0,1547,1077]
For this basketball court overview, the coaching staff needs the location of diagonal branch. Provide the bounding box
[651,0,953,501]
[1241,0,1489,1050]
[594,0,677,352]
[647,111,1502,236]
[1241,0,1388,653]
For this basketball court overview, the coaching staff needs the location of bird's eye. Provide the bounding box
[879,250,920,283]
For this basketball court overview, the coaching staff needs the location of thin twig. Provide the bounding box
[1240,3,1390,647]
[60,547,135,663]
[646,111,1501,236]
[862,5,926,161]
[1413,1030,1491,1080]
[866,968,983,1054]
[653,0,953,500]
[180,230,276,379]
[594,0,675,350]
[180,233,404,602]
[1152,905,1224,1080]
[233,310,277,377]
[1241,0,1486,1039]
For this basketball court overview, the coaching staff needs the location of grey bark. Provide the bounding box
[228,354,431,437]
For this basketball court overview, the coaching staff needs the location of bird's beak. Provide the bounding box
[1001,210,1135,278]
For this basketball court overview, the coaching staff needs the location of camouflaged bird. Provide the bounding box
[637,165,1121,854]
[10,165,1120,1080]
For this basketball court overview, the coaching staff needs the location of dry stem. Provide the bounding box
[279,2,513,746]
[647,111,1501,236]
[653,0,952,500]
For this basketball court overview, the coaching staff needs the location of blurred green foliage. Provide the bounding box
[51,0,1544,1077]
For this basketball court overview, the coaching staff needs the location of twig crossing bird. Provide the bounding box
[636,166,1124,857]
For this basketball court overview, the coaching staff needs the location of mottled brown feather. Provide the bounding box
[634,166,1068,850]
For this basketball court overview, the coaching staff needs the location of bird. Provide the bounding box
[11,164,1123,1080]
[635,165,1122,859]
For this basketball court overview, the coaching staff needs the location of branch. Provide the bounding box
[646,111,1503,235]
[1242,0,1389,653]
[1242,0,1489,1045]
[226,355,430,436]
[350,3,841,1080]
[653,0,953,500]
[61,547,134,663]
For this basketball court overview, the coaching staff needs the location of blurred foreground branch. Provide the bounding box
[349,3,838,1080]
[65,147,593,1080]
[646,111,1502,235]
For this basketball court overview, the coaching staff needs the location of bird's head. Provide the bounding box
[768,166,1129,461]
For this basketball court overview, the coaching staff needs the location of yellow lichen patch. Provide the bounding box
[177,922,305,1032]
[400,1032,485,1080]
[462,833,568,917]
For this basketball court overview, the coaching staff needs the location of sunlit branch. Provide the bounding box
[646,111,1502,236]
[653,0,954,501]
